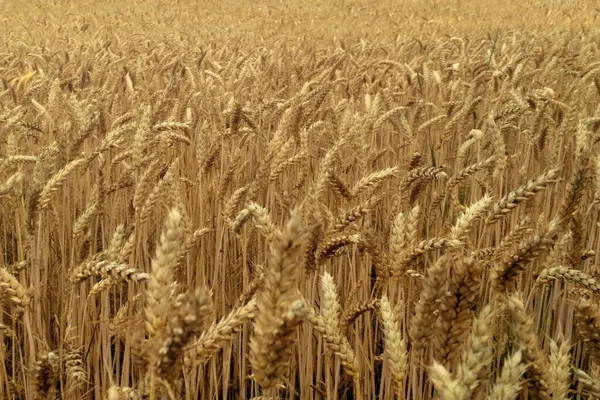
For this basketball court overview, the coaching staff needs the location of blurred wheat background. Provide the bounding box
[1,0,600,399]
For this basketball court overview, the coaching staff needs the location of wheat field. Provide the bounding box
[1,0,600,399]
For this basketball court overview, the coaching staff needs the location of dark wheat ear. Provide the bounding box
[410,255,451,352]
[434,257,483,367]
[34,352,59,400]
[155,287,212,380]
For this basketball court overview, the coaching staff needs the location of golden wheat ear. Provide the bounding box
[145,208,184,359]
[249,209,308,395]
[3,9,600,399]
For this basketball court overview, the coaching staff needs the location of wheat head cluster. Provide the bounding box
[1,0,600,399]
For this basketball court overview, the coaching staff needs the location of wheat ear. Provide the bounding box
[249,210,307,395]
[380,295,408,397]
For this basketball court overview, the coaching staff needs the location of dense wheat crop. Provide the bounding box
[1,0,600,398]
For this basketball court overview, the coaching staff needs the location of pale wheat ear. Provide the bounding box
[320,271,342,333]
[38,156,90,209]
[548,338,571,399]
[306,308,360,393]
[506,294,553,400]
[487,350,527,400]
[379,295,408,397]
[0,171,23,196]
[145,208,183,342]
[449,193,493,240]
[0,265,30,309]
[574,369,600,398]
[486,168,559,225]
